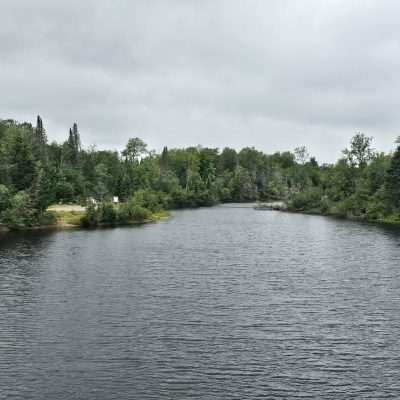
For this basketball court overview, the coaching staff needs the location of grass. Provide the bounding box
[45,207,169,228]
[380,213,400,225]
[49,210,85,226]
[45,204,86,227]
[150,210,170,220]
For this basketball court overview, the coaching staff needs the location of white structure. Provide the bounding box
[113,196,119,204]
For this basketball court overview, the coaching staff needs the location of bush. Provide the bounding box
[116,202,131,224]
[218,187,232,202]
[80,204,99,227]
[288,188,322,211]
[98,202,117,225]
[131,189,166,212]
[319,196,330,214]
[39,210,58,226]
[169,188,197,208]
[3,191,36,229]
[130,205,152,221]
[382,213,400,225]
[0,184,10,215]
[116,200,152,223]
[330,196,363,218]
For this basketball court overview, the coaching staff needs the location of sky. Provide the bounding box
[1,0,400,163]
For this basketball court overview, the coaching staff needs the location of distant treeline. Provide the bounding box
[0,116,399,229]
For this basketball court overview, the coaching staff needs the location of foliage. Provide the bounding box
[51,210,84,226]
[0,184,10,214]
[38,210,58,226]
[1,116,400,228]
[385,145,400,211]
[288,188,322,212]
[342,132,374,168]
[122,137,147,162]
[2,192,35,229]
[80,205,99,227]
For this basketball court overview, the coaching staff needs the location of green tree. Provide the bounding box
[9,128,36,191]
[218,147,238,173]
[294,146,310,165]
[343,133,374,168]
[63,123,81,166]
[3,192,35,229]
[0,184,10,216]
[385,144,400,211]
[122,138,147,162]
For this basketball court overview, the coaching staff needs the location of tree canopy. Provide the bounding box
[0,116,399,229]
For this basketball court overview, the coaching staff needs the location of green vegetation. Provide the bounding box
[0,116,400,230]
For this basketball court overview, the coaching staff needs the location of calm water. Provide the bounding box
[1,206,400,399]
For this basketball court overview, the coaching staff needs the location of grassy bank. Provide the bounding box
[0,203,170,232]
[50,210,85,227]
[45,207,170,229]
[256,200,400,227]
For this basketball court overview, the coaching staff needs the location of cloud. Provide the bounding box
[1,0,400,162]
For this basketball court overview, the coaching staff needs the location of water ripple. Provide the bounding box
[1,206,400,399]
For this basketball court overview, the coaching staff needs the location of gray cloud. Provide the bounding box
[1,0,400,162]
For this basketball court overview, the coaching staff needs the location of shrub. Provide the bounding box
[131,189,166,212]
[3,191,36,229]
[80,204,99,227]
[288,188,322,211]
[39,210,58,226]
[116,202,131,224]
[319,196,330,214]
[98,202,117,225]
[0,184,10,215]
[117,201,152,223]
[130,205,152,222]
[170,188,197,208]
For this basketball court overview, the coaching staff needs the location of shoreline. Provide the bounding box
[2,202,400,235]
[0,211,170,234]
[255,202,400,228]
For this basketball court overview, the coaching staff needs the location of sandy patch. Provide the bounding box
[47,204,86,212]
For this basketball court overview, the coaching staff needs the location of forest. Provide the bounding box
[0,116,399,230]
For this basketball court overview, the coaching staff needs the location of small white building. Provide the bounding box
[113,196,119,204]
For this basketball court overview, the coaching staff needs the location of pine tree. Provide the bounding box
[34,115,48,161]
[68,127,75,149]
[72,123,81,153]
[65,123,81,165]
[160,146,169,172]
[35,115,47,146]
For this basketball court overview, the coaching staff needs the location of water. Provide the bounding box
[1,206,400,399]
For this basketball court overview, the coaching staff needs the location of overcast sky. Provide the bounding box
[1,0,399,162]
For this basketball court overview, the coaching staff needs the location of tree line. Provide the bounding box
[0,116,399,229]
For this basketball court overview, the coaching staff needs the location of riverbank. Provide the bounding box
[53,209,170,229]
[3,199,399,234]
[0,206,170,233]
[293,208,400,227]
[255,201,400,227]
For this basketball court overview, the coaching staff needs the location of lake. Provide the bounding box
[1,205,400,399]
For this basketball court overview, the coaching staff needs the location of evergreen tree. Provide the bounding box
[160,146,169,172]
[72,123,81,153]
[10,131,36,191]
[35,115,47,146]
[65,123,81,165]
